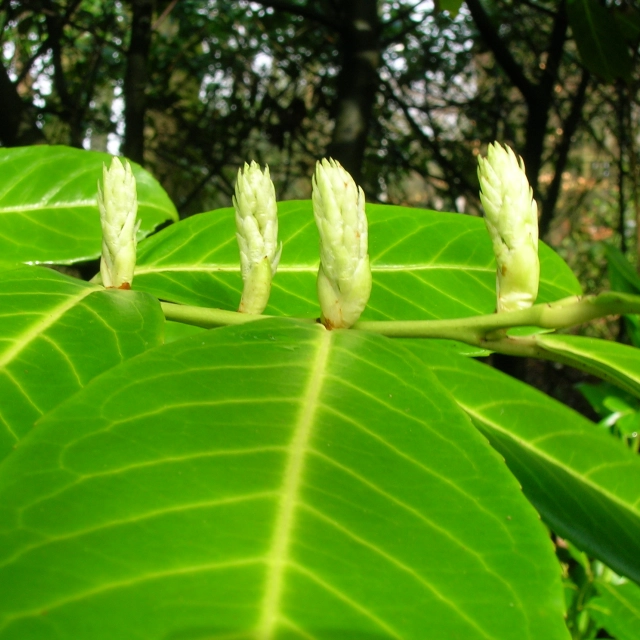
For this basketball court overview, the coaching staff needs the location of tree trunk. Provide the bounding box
[122,0,154,164]
[521,1,568,196]
[0,62,46,146]
[539,70,590,236]
[326,0,380,183]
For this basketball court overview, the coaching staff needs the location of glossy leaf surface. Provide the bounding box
[0,320,568,639]
[134,201,581,320]
[0,266,164,461]
[589,579,640,640]
[421,342,640,584]
[537,334,640,399]
[0,146,178,265]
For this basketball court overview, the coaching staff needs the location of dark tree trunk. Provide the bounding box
[122,0,154,164]
[326,0,380,183]
[539,70,590,236]
[44,0,85,147]
[521,1,568,195]
[0,62,46,146]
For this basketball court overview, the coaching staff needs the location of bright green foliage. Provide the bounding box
[0,267,164,461]
[133,202,580,319]
[0,146,178,265]
[0,145,639,638]
[0,320,567,639]
[589,579,640,639]
[423,343,640,584]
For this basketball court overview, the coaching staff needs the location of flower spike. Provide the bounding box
[478,142,539,313]
[312,158,372,329]
[98,157,140,289]
[234,161,282,314]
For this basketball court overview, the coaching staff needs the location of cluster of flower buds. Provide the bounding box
[97,142,534,327]
[231,158,372,327]
[477,142,540,313]
[312,159,371,329]
[233,161,282,315]
[98,157,140,290]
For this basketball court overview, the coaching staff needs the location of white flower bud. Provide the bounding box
[233,161,282,314]
[478,142,540,313]
[312,158,372,329]
[98,157,140,289]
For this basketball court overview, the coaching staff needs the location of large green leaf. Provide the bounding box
[0,266,164,462]
[589,579,640,640]
[536,334,640,399]
[133,201,581,320]
[0,146,178,265]
[423,342,640,583]
[0,320,568,639]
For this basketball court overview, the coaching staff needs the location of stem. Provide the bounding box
[160,302,317,328]
[354,293,640,339]
[161,291,640,338]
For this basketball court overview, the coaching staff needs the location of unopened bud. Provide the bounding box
[98,157,140,289]
[234,161,282,314]
[478,142,539,313]
[312,158,372,329]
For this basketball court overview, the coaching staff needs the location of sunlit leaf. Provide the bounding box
[0,146,178,265]
[589,579,640,640]
[0,266,164,461]
[537,334,640,399]
[0,320,569,639]
[421,341,640,584]
[133,201,581,321]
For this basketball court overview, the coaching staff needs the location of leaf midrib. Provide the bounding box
[256,326,331,639]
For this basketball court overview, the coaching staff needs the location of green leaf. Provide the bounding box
[577,381,640,434]
[0,320,569,639]
[0,266,164,462]
[0,146,178,265]
[605,245,640,295]
[589,579,640,640]
[163,320,207,343]
[133,201,581,320]
[575,381,611,417]
[435,0,464,17]
[567,0,633,82]
[422,341,640,584]
[603,245,640,346]
[536,334,640,400]
[614,4,640,45]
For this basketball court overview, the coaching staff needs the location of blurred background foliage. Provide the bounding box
[2,0,640,380]
[1,0,639,355]
[2,0,638,238]
[1,2,640,635]
[0,1,638,305]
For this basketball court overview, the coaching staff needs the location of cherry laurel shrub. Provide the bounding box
[0,145,639,640]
